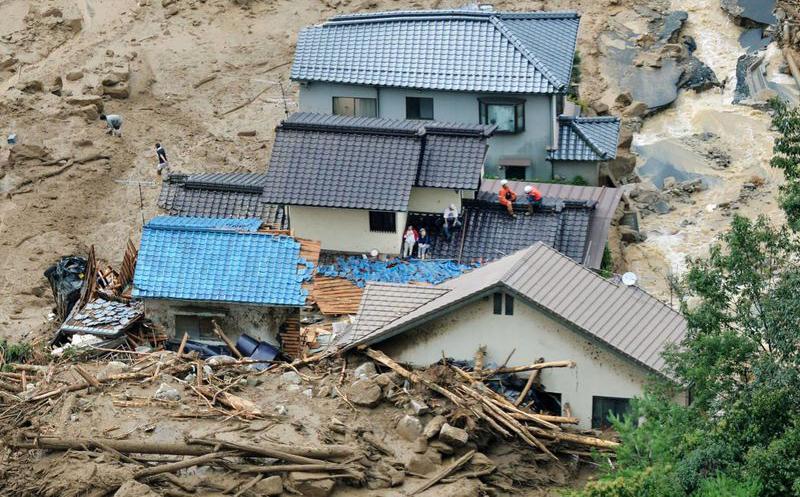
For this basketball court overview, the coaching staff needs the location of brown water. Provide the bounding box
[625,0,784,299]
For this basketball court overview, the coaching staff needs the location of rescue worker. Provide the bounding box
[100,114,123,137]
[442,204,460,241]
[498,179,517,217]
[524,184,543,215]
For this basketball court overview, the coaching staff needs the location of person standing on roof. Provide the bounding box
[100,114,123,137]
[403,225,419,259]
[442,204,461,241]
[155,143,169,175]
[524,184,542,215]
[498,179,517,218]
[417,228,431,260]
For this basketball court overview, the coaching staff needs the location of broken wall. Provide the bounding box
[144,299,294,347]
[377,292,679,428]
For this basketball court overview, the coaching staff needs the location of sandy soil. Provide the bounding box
[0,0,644,343]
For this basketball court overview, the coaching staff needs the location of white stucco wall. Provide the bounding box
[378,293,664,428]
[144,299,291,346]
[297,82,555,180]
[287,205,406,255]
[407,187,462,214]
[552,161,601,186]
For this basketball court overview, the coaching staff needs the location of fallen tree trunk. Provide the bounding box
[482,360,575,376]
[133,451,237,478]
[228,463,348,474]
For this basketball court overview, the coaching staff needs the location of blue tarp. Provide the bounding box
[317,257,476,287]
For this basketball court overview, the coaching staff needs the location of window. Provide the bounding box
[505,166,526,181]
[175,315,216,341]
[406,97,434,120]
[505,294,514,315]
[592,396,632,429]
[493,293,503,315]
[479,98,525,133]
[369,211,396,233]
[493,292,514,315]
[333,97,377,117]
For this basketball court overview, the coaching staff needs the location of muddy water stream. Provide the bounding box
[625,0,783,299]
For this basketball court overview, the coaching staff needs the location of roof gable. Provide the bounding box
[133,217,309,306]
[347,243,686,374]
[291,9,580,94]
[550,116,621,161]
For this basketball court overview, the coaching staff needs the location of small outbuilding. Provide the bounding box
[344,242,687,428]
[133,216,312,347]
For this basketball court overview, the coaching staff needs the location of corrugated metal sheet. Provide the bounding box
[291,9,579,94]
[347,243,686,374]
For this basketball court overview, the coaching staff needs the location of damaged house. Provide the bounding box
[132,216,312,347]
[291,7,621,184]
[260,112,495,255]
[344,242,687,428]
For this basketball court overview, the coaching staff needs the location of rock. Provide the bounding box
[439,423,468,447]
[317,385,331,397]
[652,199,672,215]
[591,101,610,115]
[428,440,454,455]
[409,398,430,415]
[207,355,237,366]
[302,388,313,398]
[286,384,303,393]
[17,79,44,93]
[289,472,335,497]
[373,372,395,388]
[396,414,424,441]
[97,360,129,380]
[154,383,181,401]
[69,104,99,121]
[275,405,288,415]
[162,0,177,6]
[413,436,428,453]
[66,70,84,81]
[620,226,646,243]
[103,82,129,99]
[406,449,442,475]
[237,130,257,137]
[663,176,677,190]
[678,57,720,92]
[618,128,633,149]
[721,0,777,26]
[254,475,283,496]
[281,371,301,385]
[113,481,161,497]
[658,11,688,43]
[623,101,649,118]
[165,5,180,17]
[423,415,446,439]
[353,361,377,379]
[614,91,633,107]
[346,377,382,407]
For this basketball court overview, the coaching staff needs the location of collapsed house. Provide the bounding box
[132,216,313,346]
[291,7,621,184]
[343,242,687,428]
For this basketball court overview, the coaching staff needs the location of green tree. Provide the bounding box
[571,216,800,497]
[770,98,800,230]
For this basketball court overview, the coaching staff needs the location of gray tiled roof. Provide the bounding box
[263,113,492,211]
[292,9,580,94]
[347,283,449,345]
[346,243,687,374]
[479,180,622,269]
[549,116,621,161]
[429,199,593,265]
[158,174,287,228]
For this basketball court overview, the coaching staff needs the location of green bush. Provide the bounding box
[694,475,761,497]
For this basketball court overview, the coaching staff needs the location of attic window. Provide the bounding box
[479,98,525,134]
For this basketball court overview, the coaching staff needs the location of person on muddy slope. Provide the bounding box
[100,114,123,137]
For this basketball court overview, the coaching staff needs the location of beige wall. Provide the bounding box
[144,299,292,347]
[407,187,462,214]
[288,205,406,255]
[379,293,666,428]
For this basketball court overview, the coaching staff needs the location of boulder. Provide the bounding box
[591,101,610,115]
[652,200,672,215]
[97,360,130,380]
[154,383,181,401]
[66,70,84,81]
[281,371,301,385]
[65,94,104,113]
[406,449,442,475]
[69,104,99,121]
[353,361,377,379]
[428,440,454,455]
[614,91,633,107]
[17,79,44,93]
[113,481,161,497]
[623,101,649,118]
[289,472,335,497]
[423,415,446,439]
[103,82,129,99]
[346,377,382,407]
[439,423,468,447]
[396,414,423,441]
[165,5,180,17]
[254,475,283,496]
[409,398,430,415]
[620,225,646,243]
[374,372,396,388]
[606,152,637,182]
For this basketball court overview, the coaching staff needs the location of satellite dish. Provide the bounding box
[622,272,638,286]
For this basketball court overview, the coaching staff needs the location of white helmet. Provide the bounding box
[500,179,508,186]
[524,185,533,193]
[449,203,456,210]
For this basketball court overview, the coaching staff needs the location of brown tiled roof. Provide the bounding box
[345,243,686,375]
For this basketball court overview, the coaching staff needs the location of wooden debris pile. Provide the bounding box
[364,348,620,459]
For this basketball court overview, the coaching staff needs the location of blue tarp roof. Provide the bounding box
[317,257,476,287]
[133,217,309,306]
